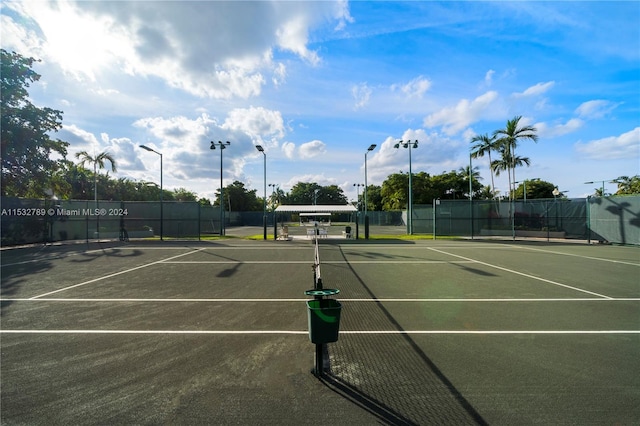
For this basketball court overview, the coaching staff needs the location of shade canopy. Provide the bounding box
[275,204,357,213]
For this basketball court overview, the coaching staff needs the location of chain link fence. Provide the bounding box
[2,196,638,245]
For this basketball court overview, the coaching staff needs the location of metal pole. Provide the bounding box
[263,153,267,240]
[364,144,376,239]
[220,147,224,236]
[364,155,368,221]
[586,196,591,244]
[140,145,163,241]
[469,154,473,239]
[408,142,413,235]
[433,198,437,240]
[160,152,163,241]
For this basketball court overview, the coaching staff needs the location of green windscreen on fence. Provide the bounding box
[588,196,639,245]
[2,196,638,245]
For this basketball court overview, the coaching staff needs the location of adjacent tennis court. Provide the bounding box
[1,236,638,424]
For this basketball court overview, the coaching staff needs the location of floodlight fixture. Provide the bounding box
[392,139,419,234]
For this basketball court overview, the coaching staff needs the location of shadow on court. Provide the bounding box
[321,246,487,425]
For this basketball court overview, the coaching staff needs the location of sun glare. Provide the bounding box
[28,1,126,81]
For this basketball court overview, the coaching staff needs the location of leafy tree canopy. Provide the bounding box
[381,169,484,210]
[214,181,262,211]
[513,179,557,199]
[284,182,348,205]
[1,49,69,197]
[614,175,640,195]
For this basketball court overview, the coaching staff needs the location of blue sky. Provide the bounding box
[2,1,639,202]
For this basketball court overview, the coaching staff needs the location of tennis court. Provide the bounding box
[1,236,638,425]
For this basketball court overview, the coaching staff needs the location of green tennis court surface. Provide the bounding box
[1,238,638,424]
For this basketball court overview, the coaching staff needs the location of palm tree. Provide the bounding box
[458,165,481,199]
[493,116,538,200]
[470,133,499,198]
[75,150,116,239]
[75,150,117,204]
[491,149,531,199]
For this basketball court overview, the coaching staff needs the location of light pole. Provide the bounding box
[269,183,279,240]
[394,139,418,235]
[211,140,230,236]
[469,153,473,239]
[256,145,267,240]
[140,145,163,241]
[353,184,363,207]
[364,144,376,238]
[514,178,538,202]
[584,179,616,197]
[353,183,363,239]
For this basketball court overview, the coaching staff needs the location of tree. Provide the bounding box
[172,187,198,202]
[285,182,348,205]
[214,181,262,211]
[513,179,557,199]
[614,175,640,195]
[458,165,483,199]
[75,150,117,205]
[381,173,409,210]
[363,185,382,211]
[1,49,69,197]
[470,133,498,198]
[493,116,538,200]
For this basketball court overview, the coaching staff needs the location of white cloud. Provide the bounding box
[423,91,499,135]
[4,0,350,99]
[393,75,432,99]
[484,69,495,86]
[352,83,372,110]
[299,140,327,159]
[282,142,296,159]
[535,118,584,138]
[276,16,320,65]
[284,173,338,189]
[513,81,555,97]
[61,124,100,149]
[222,106,285,142]
[367,130,463,181]
[272,62,287,86]
[279,139,327,160]
[575,127,640,160]
[575,100,619,119]
[134,115,212,144]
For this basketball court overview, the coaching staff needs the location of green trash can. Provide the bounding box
[306,299,342,344]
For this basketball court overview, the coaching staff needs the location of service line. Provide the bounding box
[1,329,638,335]
[427,247,613,299]
[29,248,206,299]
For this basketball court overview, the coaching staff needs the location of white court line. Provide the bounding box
[512,245,640,266]
[427,247,614,299]
[0,246,196,268]
[3,297,639,303]
[0,329,637,335]
[29,248,205,299]
[162,260,475,264]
